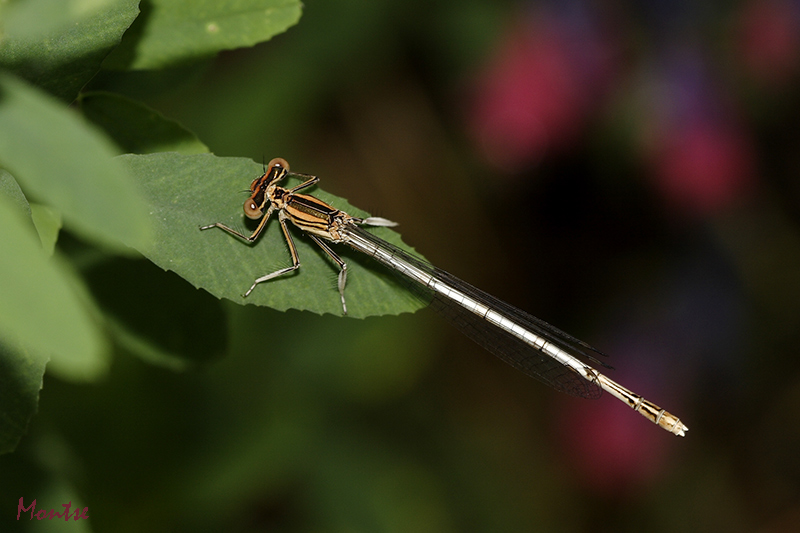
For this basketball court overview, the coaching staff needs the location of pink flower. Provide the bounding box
[555,390,667,494]
[651,119,755,214]
[467,10,618,172]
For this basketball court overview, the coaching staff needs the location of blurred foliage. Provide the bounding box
[2,0,800,531]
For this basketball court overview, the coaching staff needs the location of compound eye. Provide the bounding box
[243,199,263,219]
[267,157,289,171]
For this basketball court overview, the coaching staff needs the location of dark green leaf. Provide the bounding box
[83,257,227,369]
[79,91,209,154]
[0,0,140,102]
[119,152,425,318]
[0,340,46,455]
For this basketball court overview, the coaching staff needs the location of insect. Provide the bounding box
[201,158,688,436]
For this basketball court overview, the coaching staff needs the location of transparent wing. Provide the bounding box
[345,226,606,399]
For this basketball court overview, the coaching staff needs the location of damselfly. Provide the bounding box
[200,158,688,436]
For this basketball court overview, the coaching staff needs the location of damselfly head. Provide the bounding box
[242,158,289,219]
[243,181,268,219]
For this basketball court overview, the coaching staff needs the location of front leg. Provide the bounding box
[288,173,319,194]
[200,205,275,242]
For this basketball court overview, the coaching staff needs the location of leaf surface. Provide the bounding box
[104,0,302,69]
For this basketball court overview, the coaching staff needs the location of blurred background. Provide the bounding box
[4,0,800,531]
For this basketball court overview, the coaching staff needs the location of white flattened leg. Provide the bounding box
[308,234,350,315]
[361,217,398,227]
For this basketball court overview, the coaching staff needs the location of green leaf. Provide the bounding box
[1,170,63,254]
[1,170,62,254]
[0,168,31,218]
[0,72,151,253]
[0,340,46,455]
[30,203,63,256]
[0,0,140,102]
[79,91,209,154]
[0,194,107,385]
[104,0,302,70]
[119,152,425,318]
